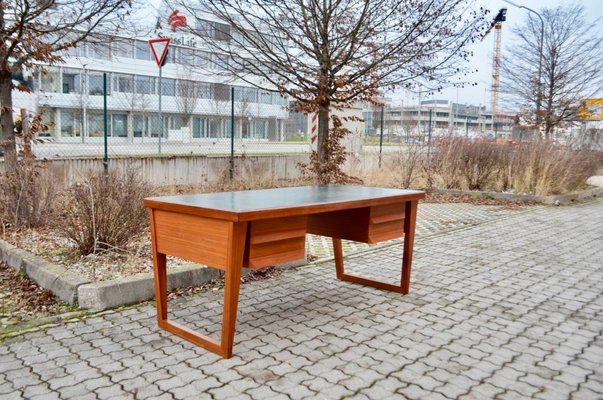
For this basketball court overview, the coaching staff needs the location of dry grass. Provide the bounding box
[500,142,600,195]
[364,140,601,195]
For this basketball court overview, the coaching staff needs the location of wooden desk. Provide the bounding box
[144,185,425,358]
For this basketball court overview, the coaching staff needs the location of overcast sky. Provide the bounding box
[428,0,603,109]
[144,0,602,110]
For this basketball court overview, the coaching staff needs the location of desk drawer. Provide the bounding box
[152,210,230,269]
[368,202,405,242]
[245,215,307,268]
[307,202,406,243]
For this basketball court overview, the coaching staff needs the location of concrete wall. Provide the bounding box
[6,154,310,189]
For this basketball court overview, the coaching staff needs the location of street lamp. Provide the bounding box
[503,0,544,130]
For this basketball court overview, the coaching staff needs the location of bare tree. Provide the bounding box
[176,70,201,137]
[169,0,486,181]
[501,4,603,139]
[0,0,133,170]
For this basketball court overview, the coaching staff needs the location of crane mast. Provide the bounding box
[491,23,502,115]
[482,8,507,122]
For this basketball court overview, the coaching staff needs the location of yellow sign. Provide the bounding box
[581,98,603,120]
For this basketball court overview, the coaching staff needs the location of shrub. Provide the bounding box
[0,114,57,229]
[458,140,502,190]
[0,160,57,229]
[425,138,599,195]
[385,139,425,189]
[57,169,151,255]
[506,142,599,195]
[427,137,465,189]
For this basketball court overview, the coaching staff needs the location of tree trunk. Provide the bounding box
[317,106,330,164]
[0,70,17,171]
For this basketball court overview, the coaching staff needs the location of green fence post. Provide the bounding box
[427,108,433,160]
[379,105,384,168]
[103,73,108,175]
[230,87,235,181]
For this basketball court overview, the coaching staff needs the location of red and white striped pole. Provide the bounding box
[308,113,318,151]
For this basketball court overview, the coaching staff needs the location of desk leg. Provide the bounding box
[220,221,247,358]
[150,213,247,358]
[332,200,419,294]
[401,200,418,294]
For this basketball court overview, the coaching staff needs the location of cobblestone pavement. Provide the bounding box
[1,200,602,399]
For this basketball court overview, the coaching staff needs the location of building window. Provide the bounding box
[135,40,151,61]
[212,53,229,71]
[114,74,133,93]
[133,115,145,137]
[170,115,184,130]
[164,47,175,64]
[62,69,81,94]
[198,83,211,98]
[60,110,82,137]
[195,50,210,68]
[259,91,273,104]
[149,115,165,137]
[88,114,104,137]
[87,42,111,60]
[213,83,230,101]
[234,87,257,103]
[208,117,225,138]
[113,39,133,58]
[111,114,128,137]
[135,75,154,95]
[88,73,106,96]
[178,47,194,66]
[214,22,230,41]
[192,117,208,138]
[161,78,175,96]
[41,70,59,92]
[195,19,214,37]
[38,109,55,137]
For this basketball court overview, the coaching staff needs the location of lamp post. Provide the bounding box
[503,0,544,130]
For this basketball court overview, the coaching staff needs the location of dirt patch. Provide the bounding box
[0,262,74,329]
[424,192,540,209]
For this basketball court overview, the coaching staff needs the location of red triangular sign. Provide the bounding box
[149,38,171,67]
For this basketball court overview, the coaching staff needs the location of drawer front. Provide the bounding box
[152,210,230,269]
[367,202,406,243]
[246,215,307,268]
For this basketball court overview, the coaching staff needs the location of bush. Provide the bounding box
[384,139,425,189]
[458,140,502,190]
[0,114,57,229]
[57,169,151,255]
[425,138,599,195]
[426,138,464,189]
[504,142,599,195]
[0,159,57,229]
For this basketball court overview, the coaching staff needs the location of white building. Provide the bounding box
[365,99,515,140]
[14,3,289,144]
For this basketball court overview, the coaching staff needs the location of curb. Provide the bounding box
[1,238,307,312]
[429,187,603,205]
[0,239,225,310]
[0,240,89,305]
[77,265,222,311]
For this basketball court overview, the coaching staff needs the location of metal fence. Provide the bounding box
[29,72,311,162]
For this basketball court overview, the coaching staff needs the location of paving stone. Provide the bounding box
[2,200,603,399]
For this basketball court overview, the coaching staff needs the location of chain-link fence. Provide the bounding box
[26,68,312,162]
[362,104,520,149]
